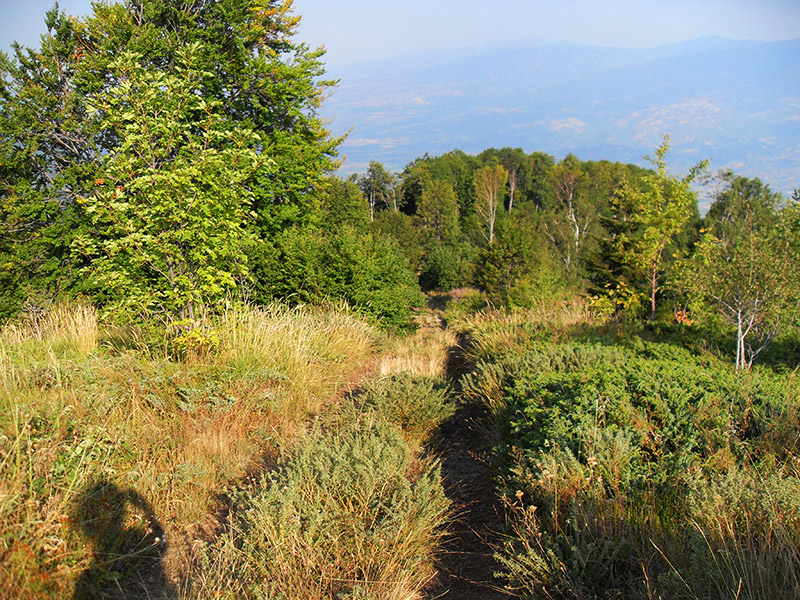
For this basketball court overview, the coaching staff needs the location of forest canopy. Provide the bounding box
[1,0,799,363]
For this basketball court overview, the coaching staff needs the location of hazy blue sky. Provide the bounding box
[2,0,800,66]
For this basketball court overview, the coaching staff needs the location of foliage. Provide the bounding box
[318,226,423,332]
[372,209,424,274]
[541,157,627,277]
[419,242,475,291]
[359,372,455,448]
[402,150,480,217]
[415,179,461,246]
[252,225,423,332]
[0,0,339,322]
[74,46,264,328]
[610,136,705,320]
[474,210,568,308]
[679,173,800,370]
[357,160,400,221]
[0,7,102,320]
[477,147,541,213]
[461,315,800,600]
[319,175,370,229]
[543,157,595,271]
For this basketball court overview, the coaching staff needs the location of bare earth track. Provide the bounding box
[425,400,509,599]
[422,297,509,599]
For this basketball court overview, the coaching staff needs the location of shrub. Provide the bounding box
[319,226,423,333]
[192,414,450,600]
[359,372,455,448]
[251,225,423,333]
[419,243,474,292]
[460,323,800,599]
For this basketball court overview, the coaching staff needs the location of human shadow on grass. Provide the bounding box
[72,478,175,600]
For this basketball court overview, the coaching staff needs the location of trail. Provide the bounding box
[124,298,509,599]
[423,297,509,599]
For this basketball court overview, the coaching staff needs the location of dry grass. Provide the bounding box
[182,300,457,600]
[2,303,98,357]
[462,298,600,364]
[216,302,376,417]
[0,303,381,599]
[377,316,457,379]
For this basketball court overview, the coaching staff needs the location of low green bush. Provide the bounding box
[419,243,475,292]
[250,225,423,333]
[463,332,800,599]
[194,414,450,600]
[359,372,455,448]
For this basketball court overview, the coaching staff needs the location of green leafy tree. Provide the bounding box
[0,7,102,318]
[681,174,799,370]
[415,179,460,246]
[73,0,339,233]
[478,147,532,214]
[615,136,705,320]
[1,0,338,319]
[253,224,422,332]
[74,47,265,328]
[543,158,597,272]
[474,210,559,308]
[319,176,369,229]
[372,210,424,276]
[414,179,469,290]
[402,150,479,217]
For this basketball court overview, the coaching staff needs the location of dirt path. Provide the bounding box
[423,298,509,599]
[425,404,509,599]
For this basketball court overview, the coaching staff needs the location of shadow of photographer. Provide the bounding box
[72,478,175,599]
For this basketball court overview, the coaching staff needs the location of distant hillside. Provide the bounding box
[323,37,800,195]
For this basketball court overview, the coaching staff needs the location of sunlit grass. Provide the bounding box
[0,302,382,598]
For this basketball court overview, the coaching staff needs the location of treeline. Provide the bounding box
[358,145,800,368]
[2,1,799,367]
[248,137,800,369]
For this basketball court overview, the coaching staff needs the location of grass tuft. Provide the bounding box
[189,413,450,600]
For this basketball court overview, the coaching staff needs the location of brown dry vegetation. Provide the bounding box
[0,303,380,598]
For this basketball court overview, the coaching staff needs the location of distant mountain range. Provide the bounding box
[322,36,800,196]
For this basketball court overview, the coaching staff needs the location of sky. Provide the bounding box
[2,0,800,66]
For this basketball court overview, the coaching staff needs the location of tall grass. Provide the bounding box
[2,303,98,358]
[459,298,601,365]
[185,312,457,600]
[377,324,457,379]
[216,302,377,417]
[0,302,381,599]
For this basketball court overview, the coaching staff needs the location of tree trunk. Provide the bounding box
[649,266,657,321]
[508,167,517,214]
[369,191,375,222]
[736,309,744,371]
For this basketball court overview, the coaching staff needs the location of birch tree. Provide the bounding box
[544,161,597,270]
[682,175,799,370]
[474,163,508,244]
